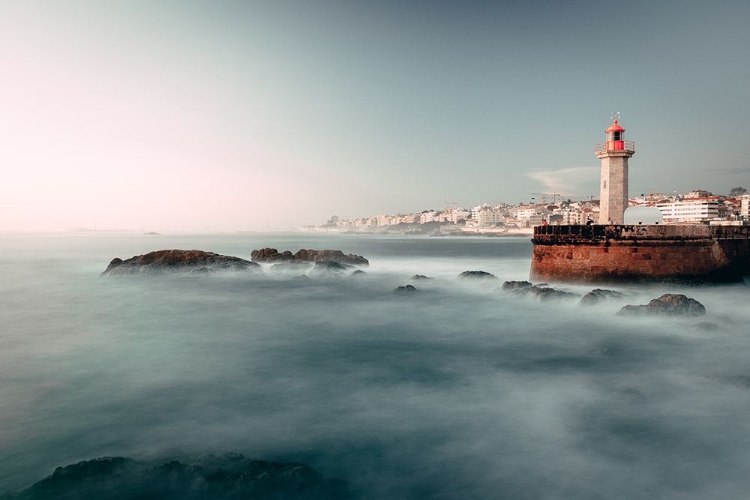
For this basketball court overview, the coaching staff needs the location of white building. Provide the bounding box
[741,195,750,219]
[656,200,719,223]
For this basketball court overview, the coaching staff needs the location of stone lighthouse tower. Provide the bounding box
[596,118,635,224]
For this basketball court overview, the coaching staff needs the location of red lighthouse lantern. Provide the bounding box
[605,119,626,151]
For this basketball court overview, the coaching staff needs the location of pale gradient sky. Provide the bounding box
[1,0,749,232]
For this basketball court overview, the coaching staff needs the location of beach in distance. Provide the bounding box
[2,232,750,499]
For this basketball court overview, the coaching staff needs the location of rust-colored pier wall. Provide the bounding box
[530,225,750,284]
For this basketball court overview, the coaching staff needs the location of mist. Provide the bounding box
[1,233,750,498]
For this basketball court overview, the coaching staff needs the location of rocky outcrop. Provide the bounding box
[101,250,261,276]
[502,280,532,290]
[580,288,624,305]
[458,271,497,279]
[351,270,367,276]
[410,275,432,280]
[251,248,368,266]
[394,285,418,293]
[616,294,706,317]
[251,248,294,262]
[7,454,351,500]
[512,285,580,301]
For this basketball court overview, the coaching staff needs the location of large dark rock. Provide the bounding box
[580,288,624,305]
[512,285,580,301]
[251,248,368,267]
[616,294,706,317]
[101,250,261,276]
[458,271,497,279]
[7,454,351,500]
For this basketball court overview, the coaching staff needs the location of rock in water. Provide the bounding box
[616,294,706,317]
[458,271,497,279]
[250,248,295,262]
[394,285,418,293]
[8,454,352,500]
[502,280,532,290]
[512,285,580,301]
[101,250,261,276]
[309,261,350,276]
[251,248,369,266]
[410,274,432,280]
[580,288,624,305]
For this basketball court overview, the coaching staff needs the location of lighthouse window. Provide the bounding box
[613,131,621,141]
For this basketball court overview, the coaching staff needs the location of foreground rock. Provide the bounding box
[101,250,261,276]
[251,248,368,266]
[616,294,706,317]
[580,288,624,305]
[6,454,351,500]
[458,271,497,279]
[512,285,580,301]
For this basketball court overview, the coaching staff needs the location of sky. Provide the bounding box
[1,0,749,232]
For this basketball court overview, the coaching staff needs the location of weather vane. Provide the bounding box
[611,111,621,122]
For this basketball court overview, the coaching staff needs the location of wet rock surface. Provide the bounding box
[251,248,368,266]
[5,454,352,500]
[101,250,261,276]
[616,294,707,317]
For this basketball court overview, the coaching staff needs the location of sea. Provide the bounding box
[1,232,750,499]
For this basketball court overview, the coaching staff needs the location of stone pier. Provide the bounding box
[531,224,750,284]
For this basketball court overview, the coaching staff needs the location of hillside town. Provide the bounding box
[312,188,750,235]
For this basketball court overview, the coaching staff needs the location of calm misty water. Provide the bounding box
[1,232,750,499]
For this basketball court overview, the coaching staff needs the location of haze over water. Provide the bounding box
[2,233,750,498]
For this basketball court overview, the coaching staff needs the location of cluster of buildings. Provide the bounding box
[322,118,747,232]
[320,189,749,233]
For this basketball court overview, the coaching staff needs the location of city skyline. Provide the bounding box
[2,0,749,232]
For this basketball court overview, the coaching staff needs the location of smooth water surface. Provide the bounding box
[1,232,749,499]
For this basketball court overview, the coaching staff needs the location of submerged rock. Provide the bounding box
[394,285,418,293]
[251,248,368,266]
[101,250,261,276]
[309,261,350,276]
[502,280,532,290]
[458,271,497,279]
[512,285,580,301]
[616,294,706,317]
[410,274,433,280]
[351,269,367,276]
[270,261,313,273]
[580,288,624,305]
[7,454,351,500]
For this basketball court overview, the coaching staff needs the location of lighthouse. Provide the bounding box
[595,118,634,224]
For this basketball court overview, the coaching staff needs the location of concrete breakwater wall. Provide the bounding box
[531,225,750,283]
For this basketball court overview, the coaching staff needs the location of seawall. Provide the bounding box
[530,224,750,284]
